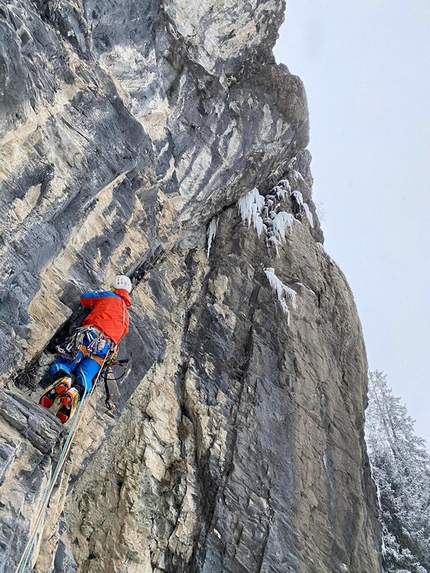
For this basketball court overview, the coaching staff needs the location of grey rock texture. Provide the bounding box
[0,0,382,572]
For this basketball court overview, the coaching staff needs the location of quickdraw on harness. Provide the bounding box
[56,326,129,411]
[56,326,114,364]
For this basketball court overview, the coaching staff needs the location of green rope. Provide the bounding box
[15,388,88,573]
[14,354,109,572]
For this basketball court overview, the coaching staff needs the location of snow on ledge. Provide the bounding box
[291,190,314,228]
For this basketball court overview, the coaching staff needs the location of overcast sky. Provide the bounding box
[274,1,430,447]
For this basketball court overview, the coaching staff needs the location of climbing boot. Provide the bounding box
[56,387,80,424]
[39,375,73,409]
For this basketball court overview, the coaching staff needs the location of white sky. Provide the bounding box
[274,1,430,448]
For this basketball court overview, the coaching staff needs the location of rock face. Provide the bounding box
[0,1,382,572]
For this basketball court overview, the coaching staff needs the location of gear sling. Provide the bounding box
[51,326,117,396]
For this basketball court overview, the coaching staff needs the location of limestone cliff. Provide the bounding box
[0,1,382,572]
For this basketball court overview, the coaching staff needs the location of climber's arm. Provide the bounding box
[80,290,118,307]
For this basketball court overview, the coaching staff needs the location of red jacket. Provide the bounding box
[80,289,131,344]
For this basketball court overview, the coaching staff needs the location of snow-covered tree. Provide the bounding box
[366,371,430,573]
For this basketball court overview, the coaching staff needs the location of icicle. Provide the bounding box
[271,212,294,244]
[206,216,219,257]
[237,188,266,237]
[264,268,297,325]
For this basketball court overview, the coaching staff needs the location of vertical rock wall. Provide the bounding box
[0,0,381,571]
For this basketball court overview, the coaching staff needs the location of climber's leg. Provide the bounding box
[56,356,102,424]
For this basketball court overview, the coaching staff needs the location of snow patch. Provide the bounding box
[264,268,297,325]
[276,179,291,193]
[289,169,309,188]
[295,282,317,297]
[291,190,314,228]
[272,184,289,199]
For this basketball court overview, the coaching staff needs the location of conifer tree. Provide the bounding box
[366,371,430,573]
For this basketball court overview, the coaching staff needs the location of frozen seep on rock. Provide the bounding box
[264,268,297,325]
[0,0,382,572]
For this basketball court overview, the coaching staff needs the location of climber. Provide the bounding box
[39,275,132,423]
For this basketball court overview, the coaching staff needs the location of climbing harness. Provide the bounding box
[14,354,111,573]
[56,326,114,362]
[55,326,130,414]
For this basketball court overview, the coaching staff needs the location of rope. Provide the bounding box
[14,356,109,573]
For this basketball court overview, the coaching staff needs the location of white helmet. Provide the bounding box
[111,274,132,293]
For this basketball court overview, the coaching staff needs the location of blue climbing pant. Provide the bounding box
[49,328,112,394]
